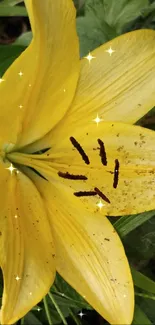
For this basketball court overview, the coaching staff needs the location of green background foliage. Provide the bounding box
[0,0,155,324]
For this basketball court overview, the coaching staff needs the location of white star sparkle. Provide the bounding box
[15,276,21,281]
[37,307,41,312]
[93,114,103,126]
[18,71,23,77]
[84,52,96,63]
[96,200,105,210]
[14,215,18,219]
[0,78,4,83]
[105,46,115,56]
[78,311,85,318]
[19,105,23,109]
[6,163,16,174]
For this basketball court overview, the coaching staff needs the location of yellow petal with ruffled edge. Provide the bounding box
[0,0,79,150]
[8,122,155,216]
[19,170,134,325]
[0,159,55,325]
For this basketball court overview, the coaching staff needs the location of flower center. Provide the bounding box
[6,148,50,181]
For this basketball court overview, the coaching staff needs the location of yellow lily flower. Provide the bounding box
[0,0,155,324]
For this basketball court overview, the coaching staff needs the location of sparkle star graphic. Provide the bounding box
[93,114,103,126]
[6,163,16,174]
[96,200,105,210]
[84,52,96,63]
[78,311,85,318]
[105,46,115,56]
[18,71,23,77]
[0,78,4,83]
[15,276,21,281]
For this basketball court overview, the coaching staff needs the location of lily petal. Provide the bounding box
[0,160,55,324]
[23,171,134,325]
[24,29,155,154]
[9,122,155,216]
[69,29,155,125]
[0,0,79,149]
[50,122,155,216]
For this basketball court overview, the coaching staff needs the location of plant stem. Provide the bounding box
[52,285,88,308]
[43,296,53,325]
[52,285,83,325]
[48,292,68,325]
[135,292,155,300]
[21,317,24,325]
[69,308,82,325]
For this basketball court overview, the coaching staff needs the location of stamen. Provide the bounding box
[97,139,107,166]
[74,191,97,197]
[113,159,119,189]
[58,171,87,180]
[70,137,90,165]
[94,187,110,204]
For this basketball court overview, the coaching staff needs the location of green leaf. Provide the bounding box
[76,15,116,57]
[14,31,32,47]
[123,214,155,261]
[141,2,155,17]
[114,210,155,237]
[85,0,149,34]
[0,44,25,76]
[0,0,23,5]
[136,296,155,324]
[0,4,27,16]
[131,267,155,294]
[50,293,89,310]
[73,0,85,13]
[45,295,70,325]
[54,273,91,310]
[132,305,152,324]
[24,312,43,325]
[77,0,150,57]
